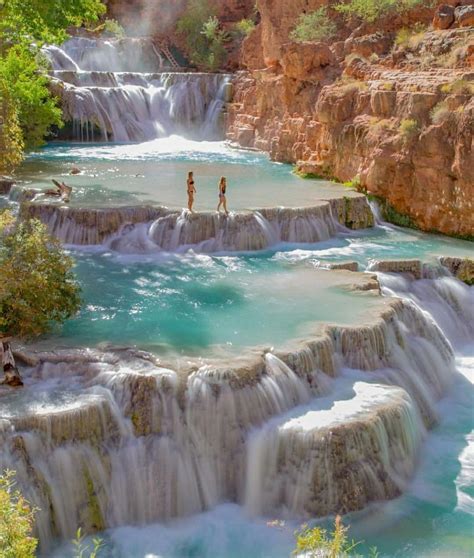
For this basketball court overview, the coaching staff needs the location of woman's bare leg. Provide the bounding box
[223,196,229,215]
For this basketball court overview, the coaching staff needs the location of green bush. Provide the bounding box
[234,18,256,37]
[293,516,379,558]
[290,8,337,43]
[0,471,37,558]
[335,0,429,23]
[176,0,227,71]
[399,118,419,139]
[0,79,25,173]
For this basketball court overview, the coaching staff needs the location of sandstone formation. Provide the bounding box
[226,0,474,238]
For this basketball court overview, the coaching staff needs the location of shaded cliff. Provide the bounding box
[227,0,474,238]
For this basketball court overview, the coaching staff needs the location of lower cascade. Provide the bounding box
[20,196,373,252]
[0,281,462,550]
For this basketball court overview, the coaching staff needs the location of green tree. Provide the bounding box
[0,78,24,173]
[290,7,337,43]
[0,0,106,166]
[0,211,81,386]
[0,471,37,558]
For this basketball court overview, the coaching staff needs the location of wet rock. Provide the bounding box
[0,177,15,196]
[439,256,474,284]
[368,259,423,279]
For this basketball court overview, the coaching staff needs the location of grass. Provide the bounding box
[290,7,337,43]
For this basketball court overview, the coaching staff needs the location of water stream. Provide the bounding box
[0,36,473,558]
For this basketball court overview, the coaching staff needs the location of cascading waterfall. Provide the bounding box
[0,287,462,551]
[44,37,231,142]
[20,201,362,252]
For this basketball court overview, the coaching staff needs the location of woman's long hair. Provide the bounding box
[219,176,226,189]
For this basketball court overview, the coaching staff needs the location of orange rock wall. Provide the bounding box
[227,1,474,238]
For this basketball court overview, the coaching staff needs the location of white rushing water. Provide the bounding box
[1,270,467,554]
[44,37,230,142]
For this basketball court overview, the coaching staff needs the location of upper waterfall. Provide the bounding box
[44,37,231,142]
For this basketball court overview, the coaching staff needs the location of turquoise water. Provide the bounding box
[48,253,379,356]
[13,141,474,557]
[18,138,349,210]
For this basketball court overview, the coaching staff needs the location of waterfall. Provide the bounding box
[20,203,351,252]
[0,289,461,551]
[43,37,231,142]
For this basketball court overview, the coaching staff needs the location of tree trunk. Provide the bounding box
[0,338,23,387]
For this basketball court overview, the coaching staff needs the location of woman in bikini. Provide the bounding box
[217,176,229,215]
[187,171,196,212]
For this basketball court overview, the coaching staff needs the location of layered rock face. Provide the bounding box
[227,0,474,238]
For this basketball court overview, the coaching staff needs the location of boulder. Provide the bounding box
[433,4,455,29]
[455,4,474,26]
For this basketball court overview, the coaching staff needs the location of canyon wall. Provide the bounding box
[227,0,474,238]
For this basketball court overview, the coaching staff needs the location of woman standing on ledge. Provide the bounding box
[187,171,196,212]
[217,176,229,215]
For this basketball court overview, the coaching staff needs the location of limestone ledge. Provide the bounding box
[0,271,456,542]
[19,195,374,248]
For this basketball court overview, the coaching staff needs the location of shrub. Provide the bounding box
[0,79,25,173]
[293,516,379,557]
[102,19,125,38]
[336,0,429,23]
[176,1,227,70]
[290,7,337,43]
[395,25,426,49]
[399,118,419,139]
[234,18,256,37]
[0,471,37,558]
[441,79,474,95]
[430,101,450,124]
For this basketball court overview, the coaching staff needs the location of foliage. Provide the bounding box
[0,471,37,558]
[343,175,363,192]
[395,25,427,49]
[91,18,125,38]
[0,0,106,166]
[0,210,81,339]
[440,79,474,95]
[234,18,256,37]
[430,101,450,125]
[72,528,104,558]
[0,44,63,150]
[176,0,227,71]
[293,516,362,558]
[0,0,106,45]
[335,0,430,23]
[0,78,24,173]
[399,118,419,139]
[290,8,337,43]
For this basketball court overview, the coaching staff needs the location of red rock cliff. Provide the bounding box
[227,0,474,238]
